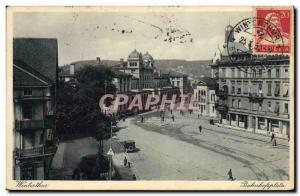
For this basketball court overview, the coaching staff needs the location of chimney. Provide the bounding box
[120,58,124,67]
[96,57,101,64]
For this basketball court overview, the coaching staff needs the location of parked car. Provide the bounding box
[124,140,136,152]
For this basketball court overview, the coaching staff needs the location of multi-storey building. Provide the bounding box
[210,25,290,138]
[13,38,58,179]
[167,71,189,95]
[193,78,217,118]
[116,50,154,90]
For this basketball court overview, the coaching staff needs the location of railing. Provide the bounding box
[248,92,264,102]
[215,102,228,112]
[14,145,57,159]
[15,119,54,130]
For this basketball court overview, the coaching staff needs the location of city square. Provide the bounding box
[10,7,293,189]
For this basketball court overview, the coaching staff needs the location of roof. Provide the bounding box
[13,38,58,83]
[167,70,188,77]
[128,49,142,59]
[221,42,249,57]
[142,52,154,61]
[13,60,53,87]
[111,68,132,78]
[197,77,217,89]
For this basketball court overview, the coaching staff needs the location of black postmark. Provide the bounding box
[226,17,285,73]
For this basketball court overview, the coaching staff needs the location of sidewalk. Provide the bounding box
[145,110,290,148]
[104,137,136,180]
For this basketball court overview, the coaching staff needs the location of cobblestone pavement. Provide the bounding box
[116,110,290,180]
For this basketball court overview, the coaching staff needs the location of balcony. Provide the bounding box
[14,145,57,159]
[215,102,228,112]
[215,90,228,99]
[248,92,264,102]
[15,119,54,131]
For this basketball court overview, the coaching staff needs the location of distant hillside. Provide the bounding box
[62,59,212,78]
[154,59,212,78]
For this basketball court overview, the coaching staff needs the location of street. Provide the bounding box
[116,110,290,181]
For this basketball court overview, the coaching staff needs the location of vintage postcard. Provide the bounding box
[6,6,295,191]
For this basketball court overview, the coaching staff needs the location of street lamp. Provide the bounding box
[106,119,114,180]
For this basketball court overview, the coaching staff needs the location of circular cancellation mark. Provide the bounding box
[226,17,285,74]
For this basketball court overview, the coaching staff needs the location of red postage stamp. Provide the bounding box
[255,8,292,54]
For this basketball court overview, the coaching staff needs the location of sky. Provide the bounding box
[13,7,251,65]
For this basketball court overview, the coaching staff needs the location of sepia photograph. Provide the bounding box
[6,6,295,190]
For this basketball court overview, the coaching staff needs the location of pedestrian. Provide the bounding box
[128,162,131,168]
[132,174,137,180]
[272,138,277,147]
[271,132,275,142]
[161,115,165,122]
[124,156,127,167]
[228,169,234,181]
[170,109,173,115]
[172,115,175,122]
[199,125,202,133]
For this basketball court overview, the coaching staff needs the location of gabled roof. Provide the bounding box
[197,77,217,89]
[13,60,53,87]
[13,38,58,83]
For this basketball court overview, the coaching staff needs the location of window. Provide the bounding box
[232,99,235,107]
[39,132,44,145]
[275,102,280,113]
[274,83,280,97]
[231,68,235,78]
[211,94,215,102]
[23,89,32,96]
[238,99,241,108]
[243,81,249,94]
[267,83,272,96]
[212,106,215,112]
[268,101,272,112]
[237,87,241,94]
[283,84,289,97]
[259,69,262,78]
[258,83,263,95]
[177,81,180,87]
[258,103,262,111]
[276,68,280,78]
[268,69,272,78]
[231,85,235,94]
[244,69,248,78]
[252,69,256,78]
[252,103,256,110]
[22,104,32,119]
[237,69,241,78]
[284,103,288,113]
[285,69,288,73]
[222,68,226,77]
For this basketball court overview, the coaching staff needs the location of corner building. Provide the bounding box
[210,25,290,138]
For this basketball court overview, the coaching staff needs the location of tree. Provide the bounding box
[56,65,116,142]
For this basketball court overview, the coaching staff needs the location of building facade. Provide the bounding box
[167,71,189,95]
[210,25,290,138]
[193,78,217,118]
[13,38,58,180]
